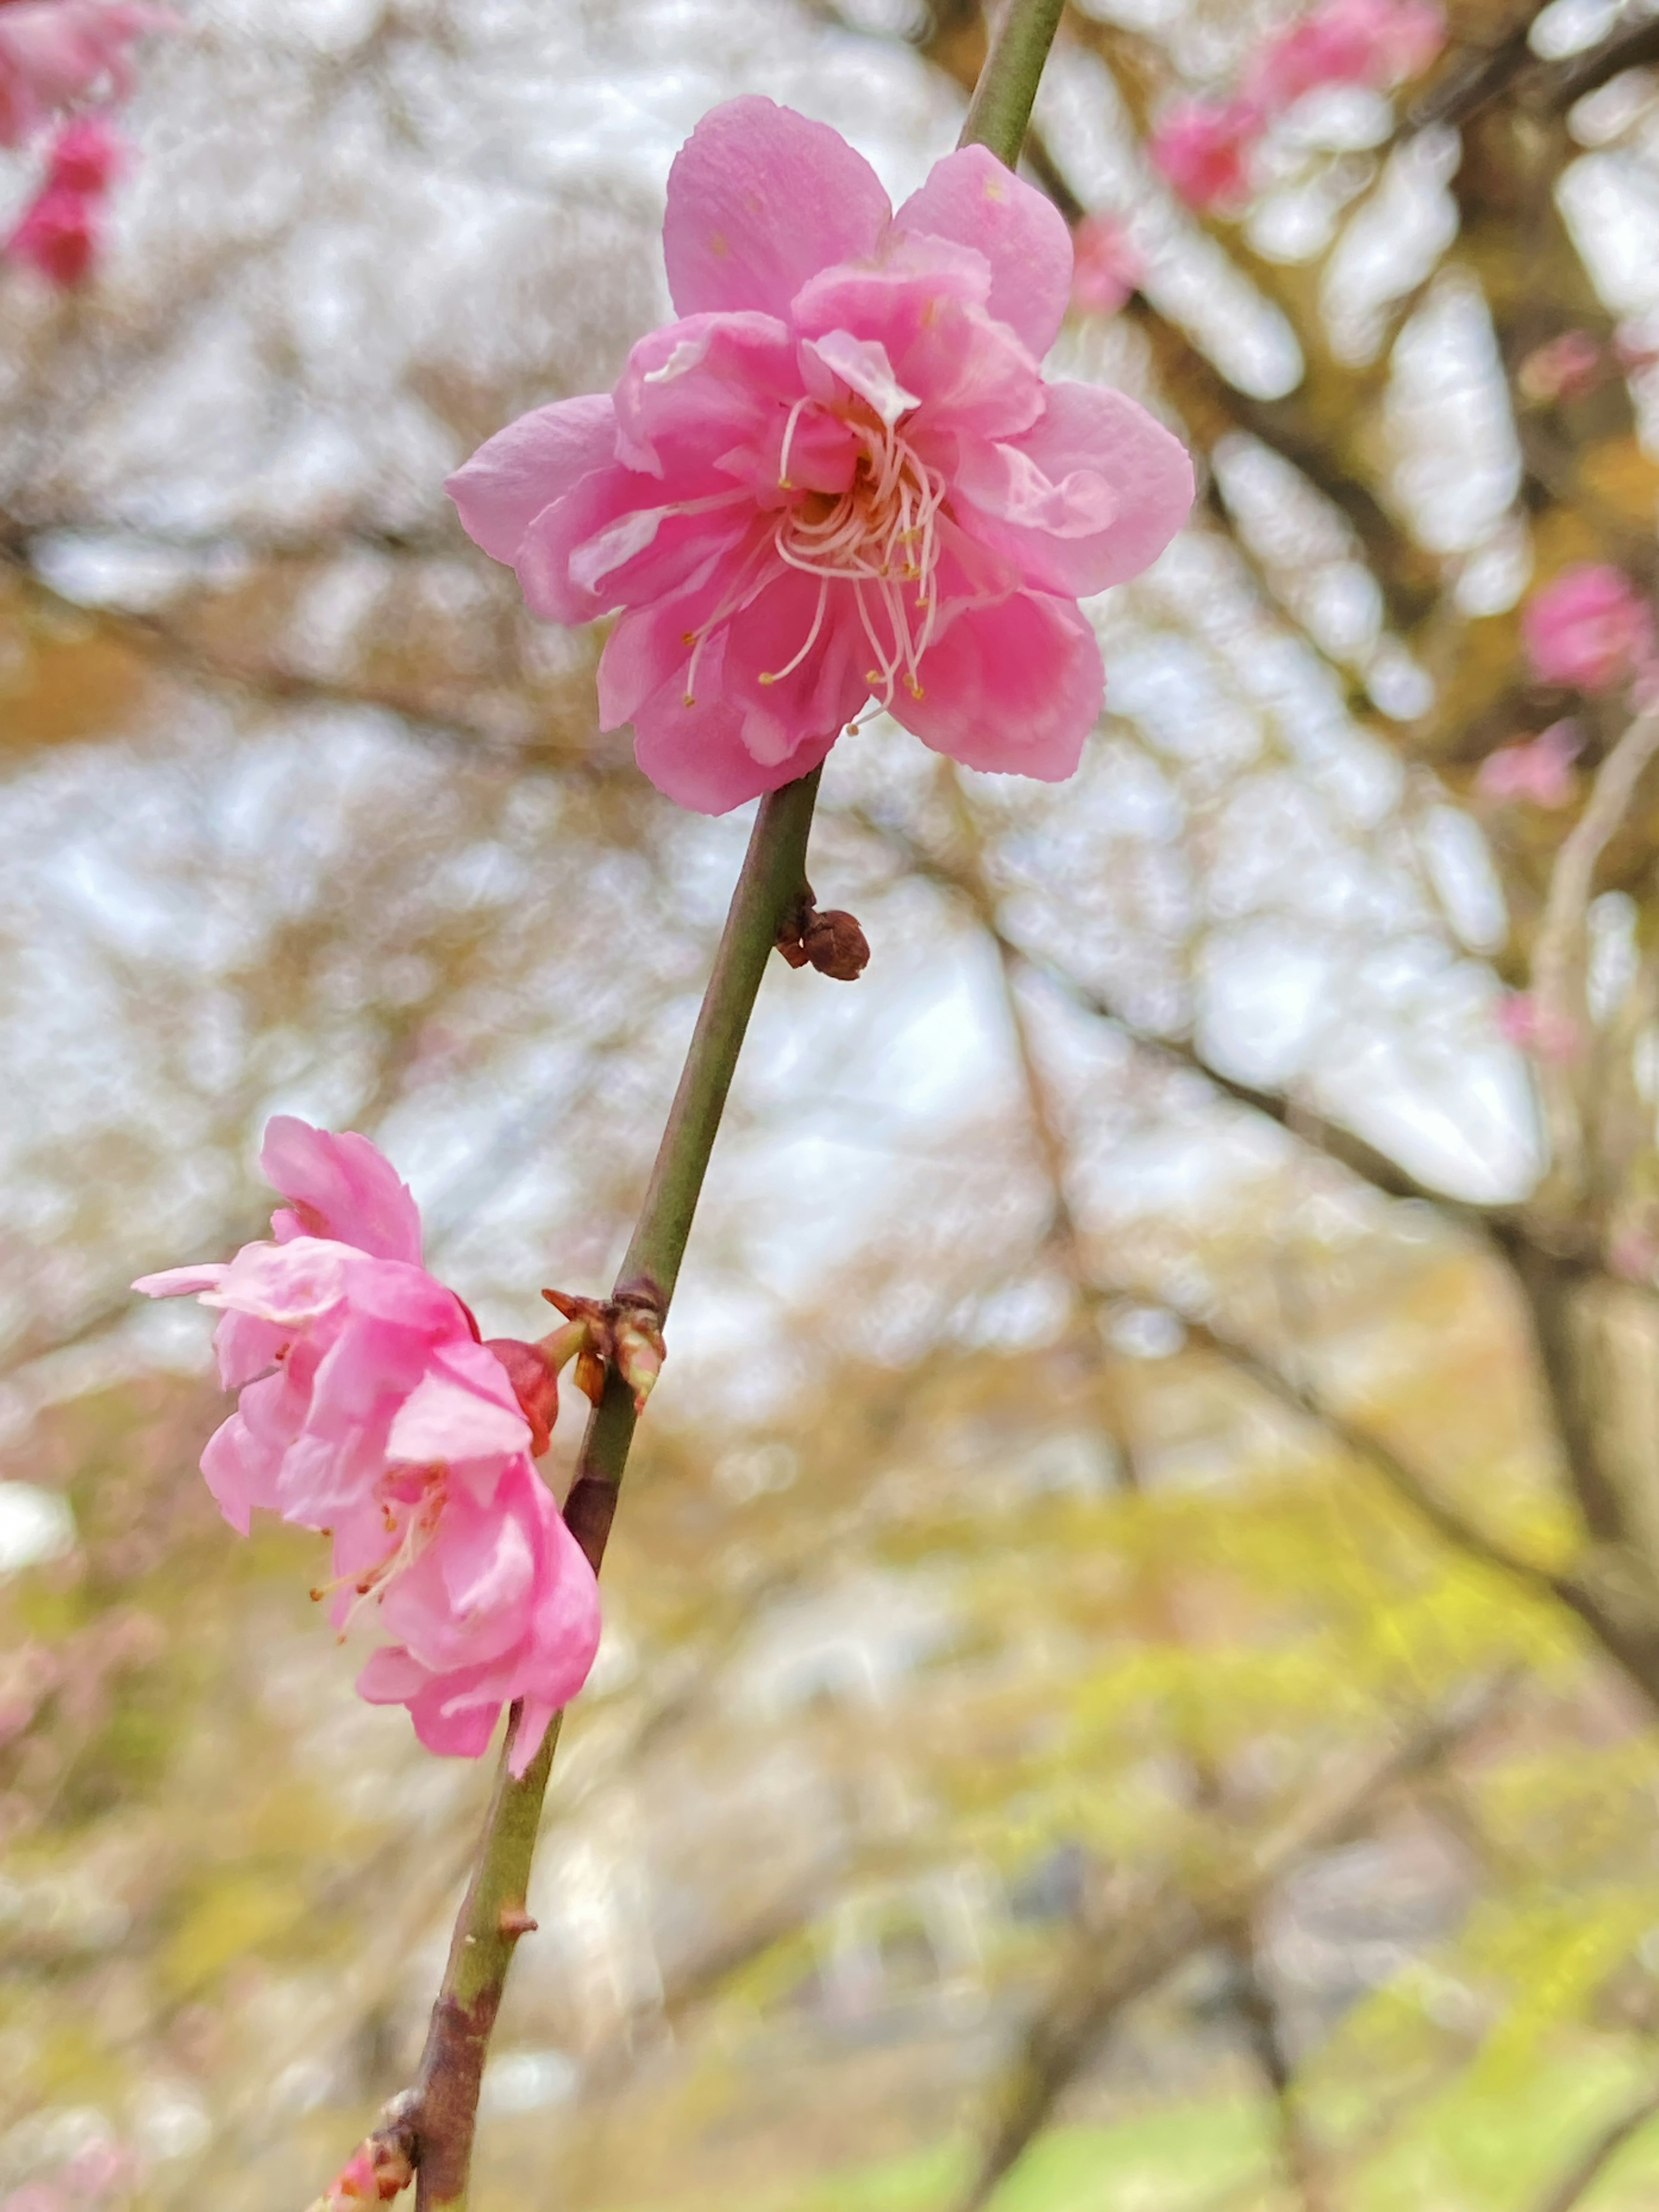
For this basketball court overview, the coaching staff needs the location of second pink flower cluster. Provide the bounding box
[135,1119,601,1772]
[1,0,174,285]
[1150,0,1445,214]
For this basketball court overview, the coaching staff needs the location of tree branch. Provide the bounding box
[955,1684,1506,2212]
[1529,2081,1659,2212]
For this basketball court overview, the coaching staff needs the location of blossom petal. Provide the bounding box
[662,96,891,322]
[445,393,617,565]
[612,311,799,478]
[896,590,1104,778]
[132,1263,226,1298]
[895,144,1072,357]
[615,567,866,811]
[261,1117,424,1264]
[385,1363,529,1469]
[952,380,1194,597]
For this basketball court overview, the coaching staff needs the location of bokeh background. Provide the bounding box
[10,0,1659,2206]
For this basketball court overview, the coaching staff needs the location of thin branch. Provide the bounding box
[401,772,821,2212]
[1541,10,1659,112]
[1532,705,1659,1207]
[1529,2081,1659,2212]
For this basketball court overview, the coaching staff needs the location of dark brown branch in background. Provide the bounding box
[1224,1926,1336,2212]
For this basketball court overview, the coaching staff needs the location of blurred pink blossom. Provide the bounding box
[0,1,172,146]
[1495,993,1582,1063]
[1149,96,1264,212]
[1516,330,1603,405]
[133,1119,599,1773]
[1069,212,1141,316]
[1475,719,1582,807]
[44,108,122,188]
[4,178,98,283]
[1522,563,1656,694]
[448,97,1194,813]
[1246,0,1444,108]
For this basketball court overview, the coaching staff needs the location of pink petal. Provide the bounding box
[631,667,841,813]
[516,465,746,626]
[661,95,891,322]
[611,311,799,479]
[211,1304,289,1390]
[206,1237,354,1328]
[132,1262,227,1298]
[445,393,617,564]
[260,1116,423,1263]
[952,381,1194,597]
[385,1364,528,1468]
[896,591,1105,778]
[613,564,866,810]
[801,331,917,427]
[895,143,1073,358]
[200,1397,284,1532]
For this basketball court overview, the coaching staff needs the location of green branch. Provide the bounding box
[329,2,1075,2199]
[958,0,1068,164]
[407,771,820,2212]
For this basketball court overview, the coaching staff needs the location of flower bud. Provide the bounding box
[614,1309,667,1412]
[802,908,870,981]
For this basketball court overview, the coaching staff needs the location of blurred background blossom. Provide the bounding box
[13,1,1659,2208]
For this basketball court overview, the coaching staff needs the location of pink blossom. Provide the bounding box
[1148,97,1264,213]
[133,1119,599,1772]
[1246,0,1444,109]
[448,98,1194,814]
[0,1,172,147]
[1516,331,1602,406]
[1475,719,1582,807]
[44,109,123,190]
[1522,563,1656,694]
[5,179,98,284]
[1496,992,1582,1064]
[1069,212,1141,317]
[351,1454,599,1765]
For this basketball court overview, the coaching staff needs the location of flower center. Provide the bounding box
[311,1467,447,1637]
[680,397,947,718]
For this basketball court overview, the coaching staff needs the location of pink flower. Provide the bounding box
[1246,0,1444,108]
[1149,96,1264,213]
[5,177,97,283]
[448,97,1193,814]
[0,1,172,147]
[1069,212,1141,317]
[44,109,123,190]
[1475,719,1581,807]
[352,1455,599,1765]
[1496,992,1581,1064]
[134,1119,600,1773]
[1516,331,1602,406]
[1522,564,1656,694]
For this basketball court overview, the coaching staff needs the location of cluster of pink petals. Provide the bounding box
[1475,718,1581,808]
[0,0,168,145]
[1068,211,1142,317]
[448,97,1194,814]
[5,112,121,284]
[1522,563,1656,695]
[1149,97,1264,214]
[1245,0,1444,110]
[1152,0,1443,213]
[134,1118,601,1772]
[1495,992,1582,1064]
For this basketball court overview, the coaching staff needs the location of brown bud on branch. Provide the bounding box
[773,880,870,981]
